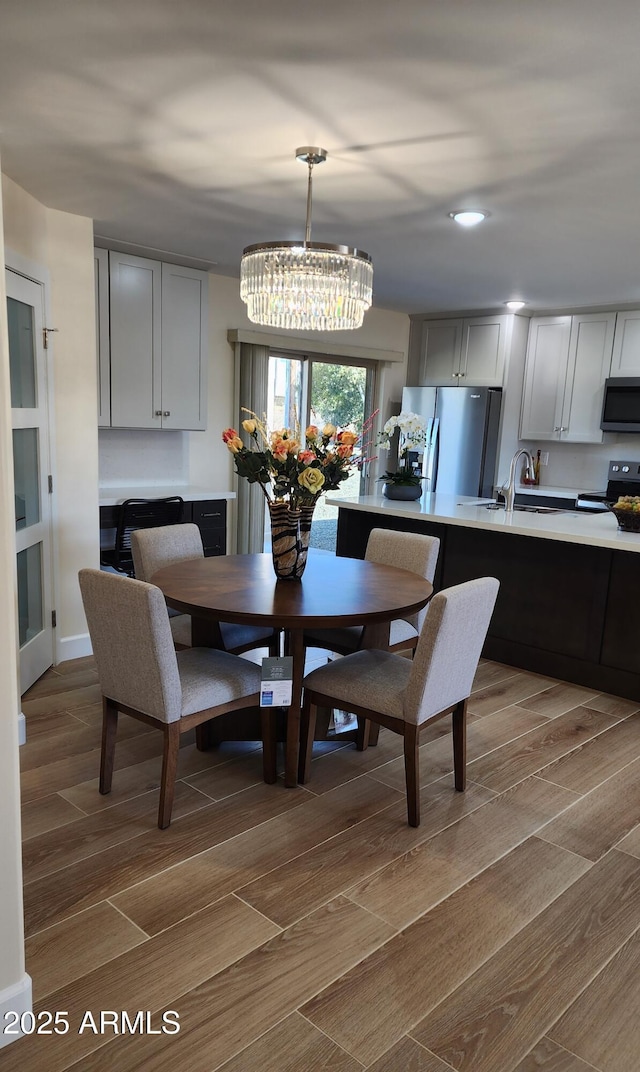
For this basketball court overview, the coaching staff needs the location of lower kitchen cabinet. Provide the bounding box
[99,498,226,559]
[189,499,226,556]
[336,507,640,700]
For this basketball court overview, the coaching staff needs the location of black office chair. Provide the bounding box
[100,497,184,576]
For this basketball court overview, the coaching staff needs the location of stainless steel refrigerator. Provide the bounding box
[401,385,502,498]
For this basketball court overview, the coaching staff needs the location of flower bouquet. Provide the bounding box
[223,409,376,578]
[377,411,427,499]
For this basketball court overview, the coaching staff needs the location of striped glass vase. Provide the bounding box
[268,500,315,580]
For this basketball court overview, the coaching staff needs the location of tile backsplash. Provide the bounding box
[520,436,640,492]
[99,429,187,486]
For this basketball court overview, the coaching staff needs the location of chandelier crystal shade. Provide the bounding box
[240,148,373,332]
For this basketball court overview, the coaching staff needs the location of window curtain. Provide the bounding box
[233,342,270,553]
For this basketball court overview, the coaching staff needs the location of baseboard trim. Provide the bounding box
[18,712,26,746]
[56,632,92,664]
[0,974,32,1048]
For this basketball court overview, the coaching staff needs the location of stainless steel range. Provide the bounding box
[577,460,640,511]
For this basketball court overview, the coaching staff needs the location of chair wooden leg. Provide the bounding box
[261,708,277,784]
[158,722,181,829]
[195,722,210,751]
[368,722,381,747]
[356,717,371,751]
[403,722,421,827]
[452,698,467,792]
[99,698,119,795]
[298,699,318,784]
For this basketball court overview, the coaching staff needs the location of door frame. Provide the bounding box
[6,248,58,690]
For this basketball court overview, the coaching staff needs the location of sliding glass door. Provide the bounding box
[265,352,376,551]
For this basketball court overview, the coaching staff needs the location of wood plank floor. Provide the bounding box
[8,654,640,1071]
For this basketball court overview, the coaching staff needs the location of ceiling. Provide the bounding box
[2,0,640,316]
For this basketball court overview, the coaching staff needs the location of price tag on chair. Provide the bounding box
[260,656,293,707]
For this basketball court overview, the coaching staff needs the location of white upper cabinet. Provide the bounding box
[419,319,463,385]
[419,314,509,386]
[159,263,208,431]
[520,312,615,443]
[99,250,208,431]
[609,310,640,376]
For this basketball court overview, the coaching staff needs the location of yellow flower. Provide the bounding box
[242,418,257,434]
[306,424,319,440]
[298,467,325,494]
[322,423,336,438]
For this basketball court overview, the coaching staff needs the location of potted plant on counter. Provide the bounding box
[377,411,427,500]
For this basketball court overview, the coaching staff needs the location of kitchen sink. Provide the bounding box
[504,504,566,514]
[458,502,573,515]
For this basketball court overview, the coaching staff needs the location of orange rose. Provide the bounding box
[222,428,244,453]
[270,435,288,459]
[306,425,319,440]
[337,430,358,447]
[337,443,353,459]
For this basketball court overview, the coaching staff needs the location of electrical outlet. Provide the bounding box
[540,452,549,466]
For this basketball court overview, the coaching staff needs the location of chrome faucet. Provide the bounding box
[502,449,534,512]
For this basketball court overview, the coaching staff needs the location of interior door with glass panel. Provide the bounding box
[7,269,54,693]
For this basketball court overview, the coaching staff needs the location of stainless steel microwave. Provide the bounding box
[601,378,640,432]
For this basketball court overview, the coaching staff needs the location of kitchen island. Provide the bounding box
[331,493,640,700]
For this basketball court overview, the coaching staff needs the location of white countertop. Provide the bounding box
[99,485,236,507]
[329,492,640,553]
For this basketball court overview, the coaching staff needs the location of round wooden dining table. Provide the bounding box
[151,552,433,787]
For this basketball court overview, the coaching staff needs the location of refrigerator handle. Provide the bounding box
[423,417,439,488]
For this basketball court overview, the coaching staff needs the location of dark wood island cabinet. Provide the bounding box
[336,497,640,701]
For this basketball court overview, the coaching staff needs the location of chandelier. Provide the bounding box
[240,147,373,332]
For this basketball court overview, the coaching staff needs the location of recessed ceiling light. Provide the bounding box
[448,210,488,227]
[504,300,527,311]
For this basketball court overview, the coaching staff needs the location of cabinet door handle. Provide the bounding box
[163,411,170,417]
[155,410,162,416]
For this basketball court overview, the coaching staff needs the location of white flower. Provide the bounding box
[378,411,427,455]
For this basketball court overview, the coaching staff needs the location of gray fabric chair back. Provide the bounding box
[131,523,203,582]
[365,528,440,631]
[404,576,499,726]
[79,568,183,722]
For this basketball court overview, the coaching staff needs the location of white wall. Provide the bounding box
[0,161,32,1045]
[2,175,98,662]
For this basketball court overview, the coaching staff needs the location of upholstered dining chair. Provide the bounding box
[79,568,271,829]
[300,576,499,826]
[304,529,440,656]
[131,524,279,656]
